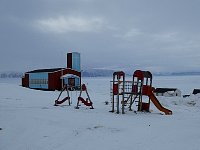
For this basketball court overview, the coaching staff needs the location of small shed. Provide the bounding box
[154,88,181,97]
[61,74,81,90]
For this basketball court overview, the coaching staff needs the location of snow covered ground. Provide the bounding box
[0,76,200,150]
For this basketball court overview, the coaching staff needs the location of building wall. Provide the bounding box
[67,53,72,69]
[72,52,81,72]
[48,68,82,91]
[22,74,29,87]
[29,73,48,89]
[48,71,62,90]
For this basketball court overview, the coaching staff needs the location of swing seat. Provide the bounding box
[55,97,70,105]
[78,97,93,106]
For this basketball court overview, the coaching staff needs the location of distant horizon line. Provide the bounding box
[0,70,200,78]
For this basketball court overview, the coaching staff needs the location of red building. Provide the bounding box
[22,52,81,91]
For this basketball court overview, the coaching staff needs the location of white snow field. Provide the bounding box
[0,76,200,150]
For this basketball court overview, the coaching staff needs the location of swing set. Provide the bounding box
[54,78,94,109]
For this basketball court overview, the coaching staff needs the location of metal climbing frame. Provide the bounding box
[129,70,153,112]
[110,70,153,114]
[110,71,125,114]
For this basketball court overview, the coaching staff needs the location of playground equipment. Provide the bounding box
[110,71,125,114]
[146,87,172,115]
[129,70,153,112]
[75,84,94,109]
[54,84,71,106]
[54,82,94,109]
[110,70,172,115]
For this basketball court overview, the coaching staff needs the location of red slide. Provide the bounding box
[147,88,172,115]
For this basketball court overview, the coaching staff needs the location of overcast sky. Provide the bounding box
[0,0,200,73]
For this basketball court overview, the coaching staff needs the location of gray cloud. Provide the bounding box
[0,0,200,73]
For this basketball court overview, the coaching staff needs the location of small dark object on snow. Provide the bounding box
[105,101,109,105]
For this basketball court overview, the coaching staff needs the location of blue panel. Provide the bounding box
[72,52,81,72]
[75,77,80,86]
[29,73,48,89]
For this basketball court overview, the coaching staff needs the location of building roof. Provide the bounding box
[61,74,80,79]
[193,89,200,95]
[154,88,177,93]
[27,68,64,73]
